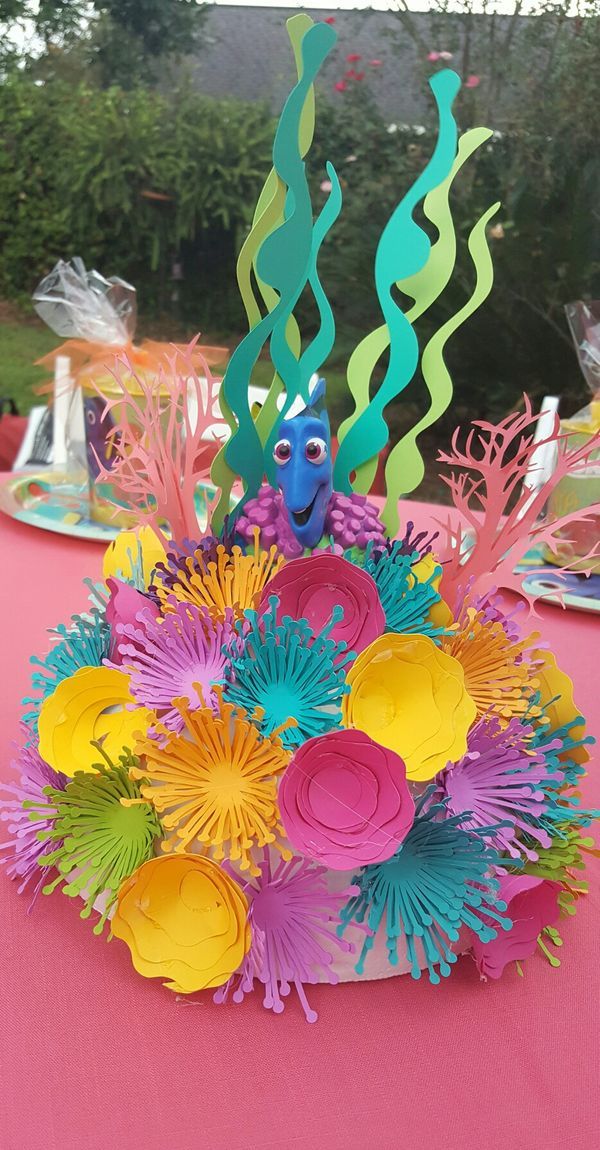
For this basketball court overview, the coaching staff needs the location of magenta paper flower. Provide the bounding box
[0,729,67,905]
[435,716,553,861]
[214,851,356,1022]
[470,874,561,979]
[278,729,415,869]
[260,553,385,663]
[105,577,159,664]
[110,601,239,733]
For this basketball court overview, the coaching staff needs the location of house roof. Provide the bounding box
[191,4,433,123]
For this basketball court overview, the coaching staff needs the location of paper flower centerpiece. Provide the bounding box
[3,11,598,1022]
[279,729,415,868]
[342,634,477,780]
[260,553,385,661]
[112,853,251,993]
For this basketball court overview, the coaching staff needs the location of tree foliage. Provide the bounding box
[0,73,273,323]
[308,2,600,435]
[0,1,206,85]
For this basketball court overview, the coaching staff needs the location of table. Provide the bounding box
[1,504,598,1150]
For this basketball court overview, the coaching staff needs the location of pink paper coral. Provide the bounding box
[437,396,600,613]
[93,340,223,548]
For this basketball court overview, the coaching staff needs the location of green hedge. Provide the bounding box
[0,73,274,326]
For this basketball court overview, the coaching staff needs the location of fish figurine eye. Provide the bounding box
[305,437,327,465]
[273,439,292,465]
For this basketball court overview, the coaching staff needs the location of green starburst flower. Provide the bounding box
[34,745,161,935]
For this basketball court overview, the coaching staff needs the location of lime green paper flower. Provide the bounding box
[36,746,161,935]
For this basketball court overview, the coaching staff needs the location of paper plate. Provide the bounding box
[0,470,218,543]
[515,544,600,614]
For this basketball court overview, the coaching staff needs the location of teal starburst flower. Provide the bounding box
[338,791,512,983]
[224,596,355,749]
[33,745,161,935]
[22,610,110,732]
[529,701,594,789]
[348,541,447,641]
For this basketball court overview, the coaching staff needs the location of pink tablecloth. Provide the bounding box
[1,504,598,1150]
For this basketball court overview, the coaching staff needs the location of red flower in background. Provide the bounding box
[324,16,336,25]
[346,53,362,63]
[334,80,347,93]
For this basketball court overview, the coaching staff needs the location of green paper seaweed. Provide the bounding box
[381,195,500,533]
[239,13,316,455]
[212,17,340,530]
[333,70,461,496]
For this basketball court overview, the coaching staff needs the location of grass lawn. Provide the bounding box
[0,307,348,416]
[0,318,62,414]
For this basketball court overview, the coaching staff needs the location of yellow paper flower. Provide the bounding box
[155,533,284,619]
[532,648,589,765]
[112,854,250,993]
[342,633,476,781]
[38,666,152,776]
[133,693,292,874]
[103,526,166,589]
[443,608,539,723]
[412,553,454,629]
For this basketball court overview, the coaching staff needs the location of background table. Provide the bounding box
[1,504,598,1150]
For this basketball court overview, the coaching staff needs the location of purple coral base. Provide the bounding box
[235,485,387,558]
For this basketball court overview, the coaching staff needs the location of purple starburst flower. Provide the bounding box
[373,519,439,562]
[109,600,241,734]
[150,523,238,600]
[435,715,554,861]
[0,728,67,906]
[214,850,356,1022]
[470,589,526,643]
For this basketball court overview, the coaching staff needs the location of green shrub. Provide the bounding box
[0,73,273,326]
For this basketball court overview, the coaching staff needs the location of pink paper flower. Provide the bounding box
[465,74,481,88]
[260,553,385,662]
[470,874,561,979]
[279,729,415,870]
[334,80,347,93]
[105,577,158,663]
